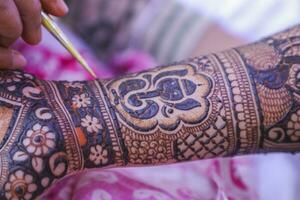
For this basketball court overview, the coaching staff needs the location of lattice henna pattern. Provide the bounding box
[0,25,300,199]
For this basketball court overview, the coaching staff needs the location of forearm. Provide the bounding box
[103,26,300,163]
[1,25,300,199]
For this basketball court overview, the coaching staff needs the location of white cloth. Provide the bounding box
[177,0,300,41]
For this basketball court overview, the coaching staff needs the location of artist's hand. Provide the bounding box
[0,0,69,69]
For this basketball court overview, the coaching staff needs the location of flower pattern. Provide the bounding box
[5,170,37,200]
[81,115,102,133]
[72,93,91,108]
[89,145,108,165]
[23,123,56,156]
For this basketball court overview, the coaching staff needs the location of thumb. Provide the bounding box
[0,48,27,69]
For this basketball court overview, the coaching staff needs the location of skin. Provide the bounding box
[0,24,299,199]
[0,0,68,69]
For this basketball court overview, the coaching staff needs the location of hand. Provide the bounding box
[0,0,68,69]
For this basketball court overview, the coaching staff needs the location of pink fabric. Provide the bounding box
[40,158,256,200]
[15,28,257,200]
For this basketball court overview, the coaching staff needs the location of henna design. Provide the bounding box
[106,65,213,132]
[236,26,300,152]
[0,25,300,199]
[0,71,71,199]
[0,73,119,199]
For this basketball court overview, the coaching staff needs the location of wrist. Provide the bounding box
[54,80,126,169]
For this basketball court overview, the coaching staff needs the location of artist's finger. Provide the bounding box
[14,0,42,45]
[0,47,27,69]
[0,0,23,47]
[41,0,69,17]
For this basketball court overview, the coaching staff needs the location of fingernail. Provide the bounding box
[12,50,27,68]
[59,1,69,14]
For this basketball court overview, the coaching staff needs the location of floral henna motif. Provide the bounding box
[22,123,56,156]
[89,144,109,166]
[81,115,102,133]
[5,170,37,200]
[72,93,91,108]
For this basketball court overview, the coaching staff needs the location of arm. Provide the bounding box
[1,25,300,199]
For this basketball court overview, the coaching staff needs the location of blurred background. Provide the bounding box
[64,0,300,63]
[16,0,300,200]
